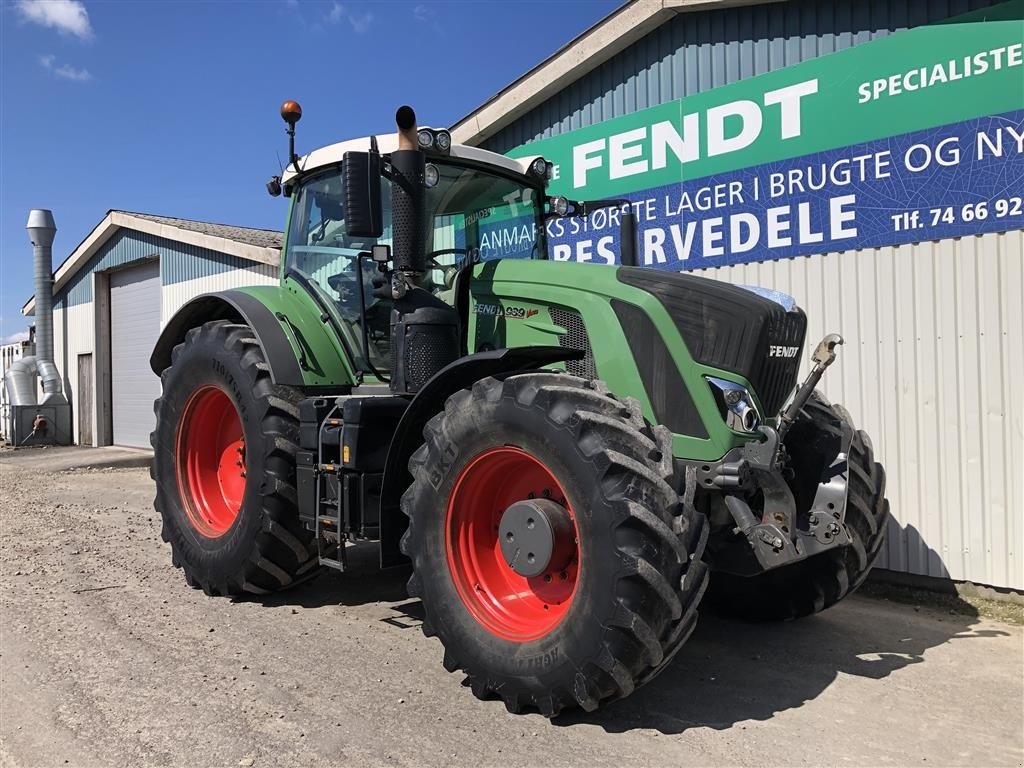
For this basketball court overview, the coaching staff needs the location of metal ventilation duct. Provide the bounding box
[3,210,70,446]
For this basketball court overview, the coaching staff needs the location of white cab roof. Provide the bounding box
[280,130,541,185]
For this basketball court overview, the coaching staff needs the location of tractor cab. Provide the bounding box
[280,143,550,375]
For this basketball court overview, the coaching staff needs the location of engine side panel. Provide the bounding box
[466,259,759,462]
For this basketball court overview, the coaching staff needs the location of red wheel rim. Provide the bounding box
[445,446,580,642]
[175,386,246,538]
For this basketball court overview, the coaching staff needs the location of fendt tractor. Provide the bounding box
[150,102,889,716]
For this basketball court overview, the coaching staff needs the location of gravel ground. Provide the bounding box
[1,449,1022,768]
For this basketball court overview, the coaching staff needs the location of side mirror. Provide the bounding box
[342,151,383,238]
[619,206,637,267]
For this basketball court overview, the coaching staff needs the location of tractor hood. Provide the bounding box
[617,267,808,416]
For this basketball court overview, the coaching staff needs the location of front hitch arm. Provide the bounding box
[778,333,844,440]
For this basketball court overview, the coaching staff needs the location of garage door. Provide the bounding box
[110,261,161,448]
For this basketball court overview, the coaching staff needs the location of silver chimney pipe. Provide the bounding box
[27,210,56,365]
[26,209,65,405]
[3,209,66,407]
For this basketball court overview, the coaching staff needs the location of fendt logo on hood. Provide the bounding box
[768,345,800,358]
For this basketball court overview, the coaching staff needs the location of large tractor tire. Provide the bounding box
[151,320,318,596]
[705,392,889,621]
[400,373,709,717]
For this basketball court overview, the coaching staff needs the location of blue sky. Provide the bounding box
[0,0,619,342]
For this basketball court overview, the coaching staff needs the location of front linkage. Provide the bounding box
[696,334,852,575]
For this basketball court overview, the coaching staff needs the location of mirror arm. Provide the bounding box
[354,253,390,383]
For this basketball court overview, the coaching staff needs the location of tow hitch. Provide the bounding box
[700,334,853,574]
[778,333,844,440]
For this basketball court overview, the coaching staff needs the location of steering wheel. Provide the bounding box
[326,270,372,322]
[426,248,471,292]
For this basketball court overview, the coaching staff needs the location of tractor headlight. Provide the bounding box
[434,130,451,152]
[529,157,549,178]
[706,377,762,433]
[417,129,435,149]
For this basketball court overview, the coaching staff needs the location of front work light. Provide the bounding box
[706,377,762,433]
[417,129,434,149]
[424,163,440,188]
[548,196,569,216]
[435,130,451,152]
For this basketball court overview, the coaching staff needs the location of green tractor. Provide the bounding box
[150,103,889,716]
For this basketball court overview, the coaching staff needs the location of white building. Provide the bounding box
[1,328,35,443]
[21,211,280,449]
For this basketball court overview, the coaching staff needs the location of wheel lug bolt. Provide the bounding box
[544,574,552,583]
[560,570,568,580]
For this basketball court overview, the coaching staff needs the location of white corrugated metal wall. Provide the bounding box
[696,230,1023,589]
[161,264,278,321]
[53,263,279,446]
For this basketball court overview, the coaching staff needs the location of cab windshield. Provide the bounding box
[285,160,544,373]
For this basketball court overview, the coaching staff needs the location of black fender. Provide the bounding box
[378,345,584,567]
[149,291,304,386]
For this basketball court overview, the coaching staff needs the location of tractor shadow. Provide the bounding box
[254,529,1007,735]
[256,540,418,612]
[553,587,1002,734]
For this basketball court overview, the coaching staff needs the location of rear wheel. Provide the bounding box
[705,392,889,621]
[401,373,709,716]
[151,320,318,596]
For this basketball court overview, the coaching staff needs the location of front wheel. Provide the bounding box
[400,373,708,716]
[151,320,318,596]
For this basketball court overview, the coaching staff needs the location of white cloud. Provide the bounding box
[16,0,93,40]
[2,331,30,345]
[325,2,372,34]
[54,62,91,80]
[39,53,92,81]
[412,4,442,33]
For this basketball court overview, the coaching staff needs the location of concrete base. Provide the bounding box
[8,403,72,447]
[868,567,1024,605]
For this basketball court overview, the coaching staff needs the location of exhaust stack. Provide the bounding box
[390,106,427,277]
[387,106,459,397]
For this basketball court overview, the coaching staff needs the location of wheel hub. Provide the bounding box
[175,386,246,538]
[498,499,573,577]
[444,446,580,642]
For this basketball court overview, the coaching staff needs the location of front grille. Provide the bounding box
[548,306,597,380]
[756,312,807,416]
